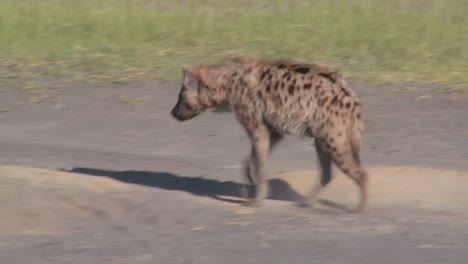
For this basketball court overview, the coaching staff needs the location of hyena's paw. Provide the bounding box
[243,199,263,207]
[348,202,366,214]
[296,196,316,208]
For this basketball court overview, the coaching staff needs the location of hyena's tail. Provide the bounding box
[349,110,368,212]
[336,77,364,165]
[350,116,364,166]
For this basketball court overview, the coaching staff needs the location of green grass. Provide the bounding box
[1,0,467,85]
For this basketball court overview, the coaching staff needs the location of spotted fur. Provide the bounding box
[170,57,368,212]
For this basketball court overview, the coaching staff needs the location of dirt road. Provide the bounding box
[0,76,467,263]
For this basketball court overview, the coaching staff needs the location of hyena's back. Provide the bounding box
[229,59,364,142]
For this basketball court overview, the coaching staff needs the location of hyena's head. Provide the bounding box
[170,66,205,121]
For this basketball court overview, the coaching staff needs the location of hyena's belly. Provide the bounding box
[264,108,315,137]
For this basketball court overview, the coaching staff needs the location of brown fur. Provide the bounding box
[170,57,368,212]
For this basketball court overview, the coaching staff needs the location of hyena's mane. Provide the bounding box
[225,57,340,84]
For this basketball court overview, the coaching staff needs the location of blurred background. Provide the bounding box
[1,0,467,86]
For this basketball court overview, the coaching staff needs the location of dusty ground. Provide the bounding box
[0,76,467,263]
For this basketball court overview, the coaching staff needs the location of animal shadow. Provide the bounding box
[67,167,303,204]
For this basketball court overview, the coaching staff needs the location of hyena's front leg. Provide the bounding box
[242,150,256,199]
[242,132,283,200]
[243,125,272,207]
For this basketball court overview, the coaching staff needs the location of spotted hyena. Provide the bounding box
[170,57,368,212]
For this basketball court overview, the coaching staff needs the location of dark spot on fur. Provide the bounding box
[306,101,311,107]
[331,95,338,105]
[274,81,279,91]
[319,97,328,106]
[266,84,271,92]
[345,102,351,109]
[260,68,271,81]
[315,85,321,89]
[341,86,350,96]
[257,90,263,98]
[304,83,312,89]
[277,63,286,69]
[337,132,342,137]
[292,79,296,85]
[318,71,337,83]
[357,113,362,119]
[354,101,361,107]
[293,66,310,74]
[283,72,290,79]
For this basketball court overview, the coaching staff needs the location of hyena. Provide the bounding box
[170,57,368,212]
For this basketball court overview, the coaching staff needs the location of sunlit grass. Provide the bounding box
[1,0,467,84]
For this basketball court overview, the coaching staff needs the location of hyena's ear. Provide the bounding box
[182,65,198,89]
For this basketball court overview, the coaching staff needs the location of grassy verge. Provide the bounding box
[1,0,467,85]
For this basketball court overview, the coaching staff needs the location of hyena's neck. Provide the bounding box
[194,65,232,108]
[199,82,229,108]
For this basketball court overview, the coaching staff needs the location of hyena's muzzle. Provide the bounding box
[170,100,200,121]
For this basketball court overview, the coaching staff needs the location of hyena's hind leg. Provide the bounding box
[348,136,369,212]
[300,138,334,207]
[242,127,282,206]
[302,135,368,213]
[332,137,368,213]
